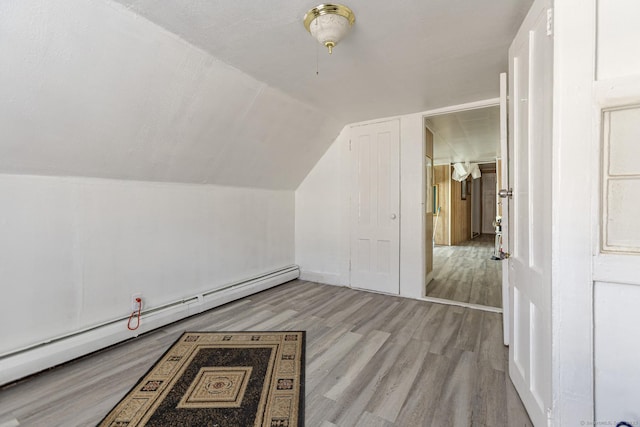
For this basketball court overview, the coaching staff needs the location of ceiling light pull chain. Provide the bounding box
[316,20,320,76]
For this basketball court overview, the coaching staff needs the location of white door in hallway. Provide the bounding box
[481,173,497,234]
[350,120,400,295]
[507,0,553,425]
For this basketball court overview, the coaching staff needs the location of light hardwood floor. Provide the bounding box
[427,234,502,308]
[0,280,531,426]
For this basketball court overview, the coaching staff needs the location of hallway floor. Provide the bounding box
[427,234,502,308]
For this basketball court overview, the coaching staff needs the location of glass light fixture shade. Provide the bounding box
[304,4,355,54]
[309,14,350,53]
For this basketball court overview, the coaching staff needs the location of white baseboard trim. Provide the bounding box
[299,271,347,287]
[0,265,299,386]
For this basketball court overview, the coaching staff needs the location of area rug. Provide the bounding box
[98,331,305,427]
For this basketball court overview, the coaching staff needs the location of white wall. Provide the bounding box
[295,128,350,286]
[295,114,426,299]
[594,282,640,423]
[0,0,341,190]
[591,1,640,424]
[552,0,640,424]
[0,174,294,356]
[596,0,640,80]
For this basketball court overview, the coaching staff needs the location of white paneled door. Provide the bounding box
[500,72,510,346]
[507,0,553,425]
[350,120,400,295]
[481,173,497,234]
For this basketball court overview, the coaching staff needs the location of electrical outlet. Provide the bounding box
[131,293,142,312]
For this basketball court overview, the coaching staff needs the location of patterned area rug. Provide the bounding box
[99,331,305,427]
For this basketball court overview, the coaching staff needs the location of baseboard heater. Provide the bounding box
[0,265,299,386]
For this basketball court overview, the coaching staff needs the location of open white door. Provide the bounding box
[350,120,400,295]
[507,0,553,425]
[499,72,509,346]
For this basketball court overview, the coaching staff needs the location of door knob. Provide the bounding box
[498,188,513,199]
[390,214,397,219]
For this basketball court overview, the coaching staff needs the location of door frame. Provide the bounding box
[347,98,506,310]
[551,0,596,423]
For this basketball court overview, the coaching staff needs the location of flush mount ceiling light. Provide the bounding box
[304,4,355,54]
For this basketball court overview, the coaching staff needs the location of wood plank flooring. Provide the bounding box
[0,280,531,426]
[427,234,502,308]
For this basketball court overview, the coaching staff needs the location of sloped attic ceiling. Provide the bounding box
[115,0,533,122]
[0,0,532,190]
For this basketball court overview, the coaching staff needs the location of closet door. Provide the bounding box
[350,120,400,295]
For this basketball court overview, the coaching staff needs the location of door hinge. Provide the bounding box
[546,8,553,36]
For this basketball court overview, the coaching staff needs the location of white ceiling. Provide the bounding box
[427,106,501,164]
[113,0,532,123]
[0,0,341,190]
[0,0,531,190]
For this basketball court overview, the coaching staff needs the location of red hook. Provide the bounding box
[127,297,142,331]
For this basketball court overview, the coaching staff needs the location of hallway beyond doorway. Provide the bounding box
[426,234,502,308]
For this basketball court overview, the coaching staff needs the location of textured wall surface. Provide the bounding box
[0,174,294,354]
[0,0,341,190]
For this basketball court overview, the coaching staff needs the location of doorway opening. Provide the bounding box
[422,104,504,311]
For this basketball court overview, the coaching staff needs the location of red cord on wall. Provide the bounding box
[127,297,142,330]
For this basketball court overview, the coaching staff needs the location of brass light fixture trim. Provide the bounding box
[304,4,356,54]
[303,4,356,30]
